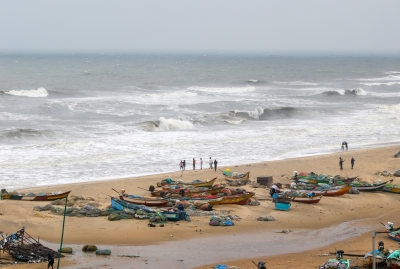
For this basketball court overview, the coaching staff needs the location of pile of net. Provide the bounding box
[319,261,347,269]
[209,214,241,226]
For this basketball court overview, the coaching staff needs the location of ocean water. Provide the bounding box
[1,53,400,190]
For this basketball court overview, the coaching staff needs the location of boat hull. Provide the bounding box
[225,172,250,183]
[218,192,255,205]
[119,196,169,207]
[291,195,322,204]
[386,250,400,269]
[313,186,352,196]
[351,180,393,191]
[1,191,71,201]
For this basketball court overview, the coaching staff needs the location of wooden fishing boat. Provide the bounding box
[1,191,71,201]
[313,186,352,196]
[388,230,400,242]
[157,177,217,188]
[173,195,223,206]
[364,250,388,268]
[224,172,250,183]
[119,195,169,207]
[151,185,225,197]
[351,179,392,191]
[291,195,323,204]
[110,197,188,221]
[386,250,400,269]
[218,192,255,205]
[383,183,400,194]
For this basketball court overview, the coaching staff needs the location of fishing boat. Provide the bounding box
[382,183,400,194]
[351,179,392,191]
[388,230,400,242]
[224,171,250,183]
[313,186,352,196]
[386,250,400,269]
[217,192,255,205]
[363,250,388,268]
[157,177,217,188]
[151,185,225,197]
[1,191,71,201]
[172,195,223,206]
[110,197,188,221]
[291,195,323,204]
[119,195,169,207]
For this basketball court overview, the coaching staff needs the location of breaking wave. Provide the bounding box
[227,107,297,122]
[321,88,367,96]
[360,82,400,86]
[1,128,55,140]
[140,117,194,132]
[3,87,48,98]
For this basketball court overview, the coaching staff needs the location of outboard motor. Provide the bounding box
[257,261,266,269]
[378,241,384,252]
[336,250,344,260]
[386,222,394,231]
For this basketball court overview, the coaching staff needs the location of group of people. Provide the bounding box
[339,157,355,170]
[179,157,218,172]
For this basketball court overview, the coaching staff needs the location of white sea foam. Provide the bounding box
[153,117,194,132]
[188,86,256,94]
[273,81,318,86]
[358,75,400,82]
[124,91,200,105]
[360,82,400,86]
[4,87,48,97]
[375,104,400,113]
[384,71,400,75]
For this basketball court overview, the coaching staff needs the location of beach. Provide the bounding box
[1,145,399,268]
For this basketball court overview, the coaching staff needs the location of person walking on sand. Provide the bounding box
[179,160,183,171]
[351,157,355,169]
[339,157,345,170]
[47,253,54,269]
[209,157,213,169]
[183,160,186,171]
[200,158,203,169]
[192,158,196,170]
[214,159,218,172]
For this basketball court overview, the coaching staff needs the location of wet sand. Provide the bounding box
[1,144,400,268]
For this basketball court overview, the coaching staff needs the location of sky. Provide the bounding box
[1,0,400,53]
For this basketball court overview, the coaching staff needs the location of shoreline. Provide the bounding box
[1,144,400,268]
[10,141,400,193]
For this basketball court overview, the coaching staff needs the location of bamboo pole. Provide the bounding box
[57,196,68,269]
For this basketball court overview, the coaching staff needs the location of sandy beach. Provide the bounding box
[1,145,400,269]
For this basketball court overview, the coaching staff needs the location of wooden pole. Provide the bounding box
[57,196,68,269]
[372,231,376,269]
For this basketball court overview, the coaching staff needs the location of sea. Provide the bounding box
[1,52,400,190]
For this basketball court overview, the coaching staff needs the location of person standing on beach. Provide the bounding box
[339,157,345,170]
[341,142,345,151]
[351,157,355,169]
[209,157,213,169]
[47,253,54,269]
[183,160,186,171]
[192,158,196,170]
[200,158,203,169]
[179,160,183,171]
[345,141,348,151]
[214,159,218,172]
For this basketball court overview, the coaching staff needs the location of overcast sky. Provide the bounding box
[1,0,399,53]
